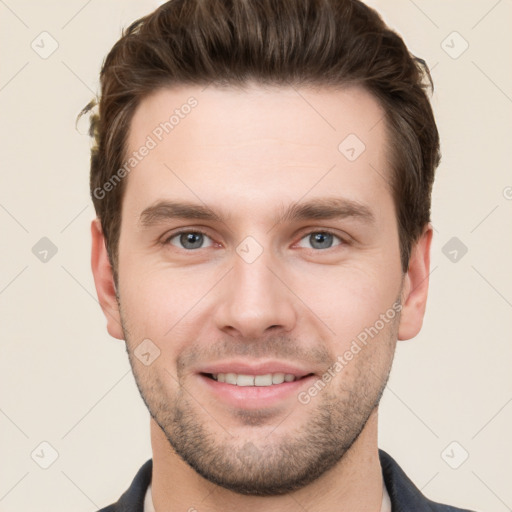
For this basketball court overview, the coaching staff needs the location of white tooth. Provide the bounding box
[213,372,300,386]
[272,373,285,384]
[254,374,273,386]
[237,374,255,386]
[225,373,237,385]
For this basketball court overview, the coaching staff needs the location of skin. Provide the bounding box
[91,82,432,512]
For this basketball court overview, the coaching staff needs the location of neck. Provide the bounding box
[150,408,384,512]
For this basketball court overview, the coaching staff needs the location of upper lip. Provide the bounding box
[197,360,314,378]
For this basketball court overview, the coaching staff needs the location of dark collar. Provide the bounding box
[100,449,475,511]
[378,450,475,511]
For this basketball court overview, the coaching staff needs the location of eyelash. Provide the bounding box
[162,228,347,251]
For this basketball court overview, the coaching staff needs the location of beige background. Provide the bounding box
[1,1,511,511]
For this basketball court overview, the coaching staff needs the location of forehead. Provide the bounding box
[122,83,391,223]
[128,82,387,150]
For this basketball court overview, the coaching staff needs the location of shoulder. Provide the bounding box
[97,458,153,512]
[379,449,478,512]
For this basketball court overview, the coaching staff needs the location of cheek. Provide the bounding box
[119,263,215,341]
[293,261,401,338]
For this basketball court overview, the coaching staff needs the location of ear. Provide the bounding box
[90,218,124,340]
[398,224,433,341]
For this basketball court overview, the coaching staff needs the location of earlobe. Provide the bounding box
[90,218,124,340]
[397,224,433,341]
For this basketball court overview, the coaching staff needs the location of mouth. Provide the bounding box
[201,372,315,386]
[197,371,317,409]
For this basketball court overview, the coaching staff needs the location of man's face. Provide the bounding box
[104,83,409,495]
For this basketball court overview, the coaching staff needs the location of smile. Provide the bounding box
[207,372,313,386]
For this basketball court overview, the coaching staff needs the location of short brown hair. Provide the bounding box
[82,0,440,283]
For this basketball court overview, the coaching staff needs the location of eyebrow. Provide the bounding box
[138,197,375,227]
[274,197,375,225]
[139,201,226,226]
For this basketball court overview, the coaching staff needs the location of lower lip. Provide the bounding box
[198,373,315,409]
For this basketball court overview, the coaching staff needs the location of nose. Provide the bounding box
[213,246,297,339]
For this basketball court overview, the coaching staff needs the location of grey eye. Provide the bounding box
[168,232,213,250]
[297,232,342,250]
